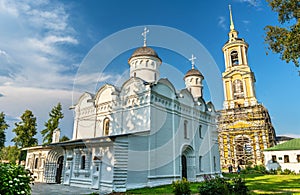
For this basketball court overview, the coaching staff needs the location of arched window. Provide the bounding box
[184,120,188,139]
[80,155,86,169]
[233,79,244,99]
[34,158,39,169]
[231,51,239,66]
[196,78,199,84]
[199,125,202,138]
[103,118,110,136]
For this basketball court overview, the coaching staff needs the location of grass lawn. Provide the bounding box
[125,174,300,195]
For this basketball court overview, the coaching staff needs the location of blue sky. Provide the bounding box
[0,0,299,145]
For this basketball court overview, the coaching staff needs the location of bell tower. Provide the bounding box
[222,5,257,109]
[218,6,276,169]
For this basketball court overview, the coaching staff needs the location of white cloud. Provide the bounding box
[235,0,261,7]
[218,16,226,30]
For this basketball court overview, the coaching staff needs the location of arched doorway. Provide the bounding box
[234,136,253,166]
[56,156,64,183]
[181,145,195,180]
[44,147,64,183]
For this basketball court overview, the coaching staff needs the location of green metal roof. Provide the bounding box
[265,138,300,151]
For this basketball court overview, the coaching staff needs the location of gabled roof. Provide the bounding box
[265,138,300,151]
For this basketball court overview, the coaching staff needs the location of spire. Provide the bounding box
[141,27,149,47]
[229,5,235,31]
[189,54,196,69]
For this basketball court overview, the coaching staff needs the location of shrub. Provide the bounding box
[198,176,249,195]
[172,177,191,195]
[0,163,34,195]
[281,168,296,175]
[241,165,267,174]
[198,177,230,195]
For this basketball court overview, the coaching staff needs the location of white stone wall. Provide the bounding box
[264,150,300,173]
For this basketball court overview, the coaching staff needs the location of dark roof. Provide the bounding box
[265,138,300,151]
[276,136,294,142]
[128,46,161,61]
[184,68,203,78]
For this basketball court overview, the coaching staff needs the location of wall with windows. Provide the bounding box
[264,150,300,173]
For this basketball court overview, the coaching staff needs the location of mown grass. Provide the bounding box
[125,174,300,195]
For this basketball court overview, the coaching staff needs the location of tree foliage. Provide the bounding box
[0,112,9,149]
[265,0,300,67]
[11,110,38,161]
[11,110,37,148]
[59,135,70,142]
[41,103,64,145]
[0,146,20,164]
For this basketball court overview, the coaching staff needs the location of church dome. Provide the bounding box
[184,68,203,78]
[128,46,161,62]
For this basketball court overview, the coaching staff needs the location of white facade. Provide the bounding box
[25,45,221,194]
[264,150,300,173]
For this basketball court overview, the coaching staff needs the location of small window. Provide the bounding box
[278,157,282,160]
[34,158,39,169]
[199,156,202,172]
[297,155,300,163]
[199,125,202,138]
[284,155,289,163]
[272,155,277,163]
[81,155,86,169]
[103,118,110,136]
[184,120,188,139]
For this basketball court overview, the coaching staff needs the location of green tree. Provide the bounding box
[59,135,70,142]
[0,146,20,164]
[264,0,300,67]
[11,110,38,161]
[0,112,9,150]
[41,103,64,145]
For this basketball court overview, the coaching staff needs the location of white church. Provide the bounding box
[24,28,221,193]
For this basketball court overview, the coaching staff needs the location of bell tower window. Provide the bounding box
[233,79,244,99]
[231,51,239,66]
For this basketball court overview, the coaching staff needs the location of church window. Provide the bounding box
[284,155,289,163]
[190,78,193,82]
[297,155,300,163]
[233,79,244,99]
[196,78,199,84]
[139,60,143,64]
[103,118,110,136]
[134,72,136,77]
[199,125,202,138]
[213,156,216,171]
[184,120,188,139]
[81,155,86,169]
[34,158,39,169]
[199,156,202,171]
[146,60,149,67]
[230,51,239,66]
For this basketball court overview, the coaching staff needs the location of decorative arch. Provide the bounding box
[181,145,195,180]
[44,147,64,184]
[234,135,253,166]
